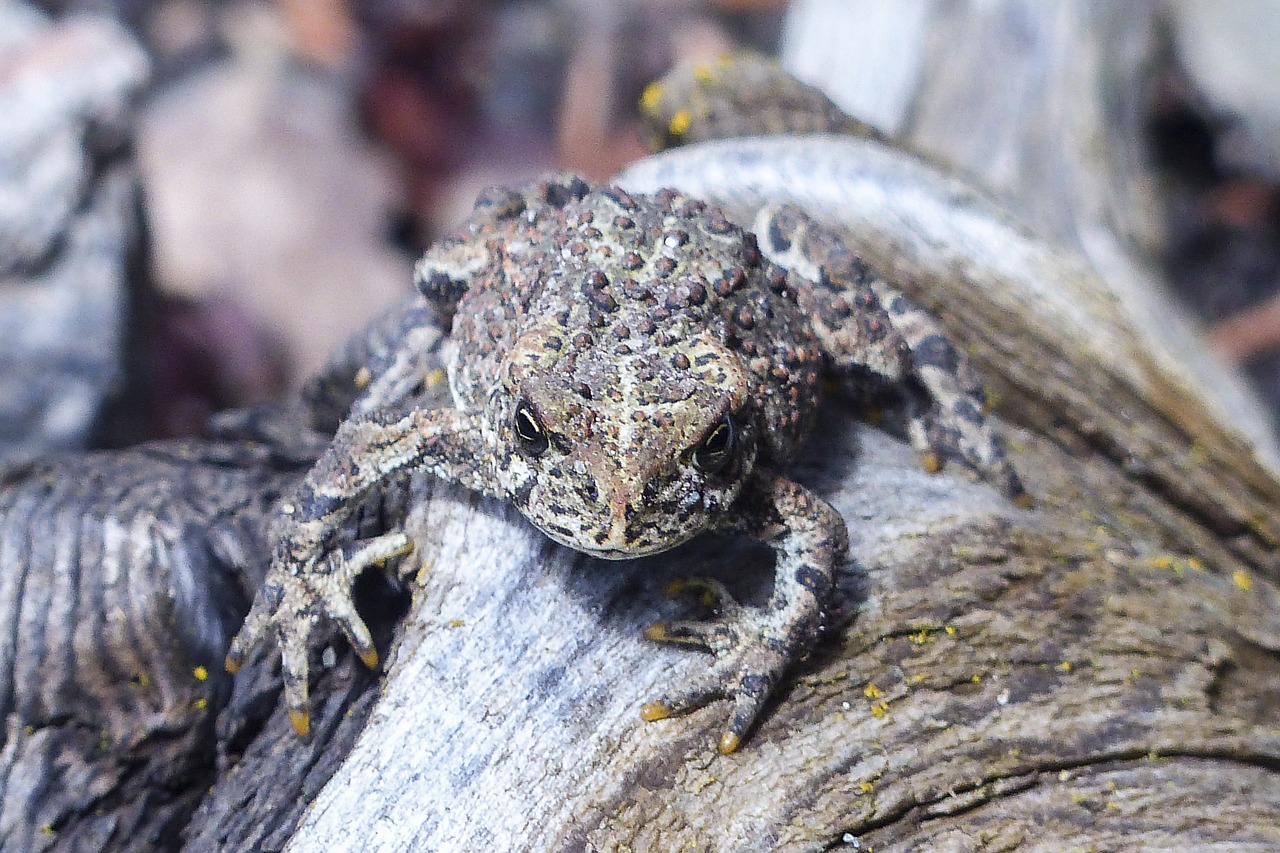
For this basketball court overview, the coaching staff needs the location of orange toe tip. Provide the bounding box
[640,700,673,722]
[718,731,742,754]
[358,648,380,669]
[224,656,240,674]
[288,710,311,738]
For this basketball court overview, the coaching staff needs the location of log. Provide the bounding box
[187,3,1280,851]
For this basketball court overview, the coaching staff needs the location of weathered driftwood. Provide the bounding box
[183,4,1280,851]
[0,441,293,851]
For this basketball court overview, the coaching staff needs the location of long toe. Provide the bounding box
[640,658,735,722]
[279,626,313,738]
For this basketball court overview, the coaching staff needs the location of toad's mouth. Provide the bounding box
[533,525,696,561]
[586,545,664,560]
[572,540,678,561]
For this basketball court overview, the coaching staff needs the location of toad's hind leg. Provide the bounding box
[871,279,1028,501]
[757,203,1028,504]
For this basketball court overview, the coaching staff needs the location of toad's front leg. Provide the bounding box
[225,406,493,736]
[642,473,848,753]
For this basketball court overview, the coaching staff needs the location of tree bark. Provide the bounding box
[179,3,1280,851]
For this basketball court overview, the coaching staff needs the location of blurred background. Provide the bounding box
[4,0,1280,458]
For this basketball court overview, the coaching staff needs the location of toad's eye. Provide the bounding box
[514,401,549,456]
[692,413,737,475]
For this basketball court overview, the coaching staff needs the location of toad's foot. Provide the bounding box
[636,474,845,753]
[224,531,413,736]
[642,578,813,755]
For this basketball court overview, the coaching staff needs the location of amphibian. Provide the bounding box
[226,175,1025,753]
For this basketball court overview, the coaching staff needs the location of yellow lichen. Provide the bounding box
[193,665,208,682]
[812,671,849,686]
[945,625,957,636]
[668,110,692,136]
[863,682,883,700]
[982,386,1003,412]
[1140,553,1210,575]
[1233,569,1253,591]
[909,626,936,645]
[448,618,466,628]
[870,700,890,718]
[639,82,663,114]
[193,697,208,711]
[1059,661,1073,672]
[690,773,719,793]
[424,368,447,388]
[1187,440,1208,465]
[692,63,714,84]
